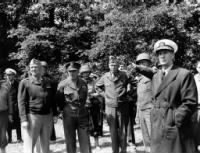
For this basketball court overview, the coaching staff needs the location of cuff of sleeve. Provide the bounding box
[20,115,28,122]
[197,104,200,109]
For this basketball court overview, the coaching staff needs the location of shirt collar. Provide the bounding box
[162,64,173,75]
[29,76,42,84]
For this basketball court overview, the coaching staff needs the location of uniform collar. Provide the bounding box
[29,76,43,84]
[162,64,173,76]
[107,71,122,81]
[65,77,83,90]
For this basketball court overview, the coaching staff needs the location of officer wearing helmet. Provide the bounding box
[132,39,197,153]
[135,53,153,153]
[79,64,104,151]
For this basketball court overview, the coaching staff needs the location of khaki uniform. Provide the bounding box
[96,71,129,153]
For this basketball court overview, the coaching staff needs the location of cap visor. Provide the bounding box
[155,46,173,53]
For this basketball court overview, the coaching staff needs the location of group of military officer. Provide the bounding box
[0,38,199,153]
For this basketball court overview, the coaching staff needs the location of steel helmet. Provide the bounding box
[136,53,151,64]
[80,64,91,74]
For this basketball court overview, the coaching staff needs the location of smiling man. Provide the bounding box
[132,39,197,153]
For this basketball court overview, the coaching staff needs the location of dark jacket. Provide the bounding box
[136,65,197,153]
[5,80,19,113]
[18,76,57,122]
[137,75,153,110]
[95,71,128,107]
[56,77,88,115]
[0,81,12,115]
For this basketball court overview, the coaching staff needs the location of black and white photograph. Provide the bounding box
[0,0,200,153]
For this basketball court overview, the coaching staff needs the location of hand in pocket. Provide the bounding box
[165,125,178,140]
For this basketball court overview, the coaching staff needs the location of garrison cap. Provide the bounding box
[153,39,178,54]
[109,56,119,65]
[40,61,48,67]
[5,68,17,75]
[66,62,81,71]
[29,59,41,66]
[80,64,91,74]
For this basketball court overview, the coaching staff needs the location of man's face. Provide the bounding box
[109,63,119,73]
[30,64,41,76]
[157,50,174,67]
[196,62,200,74]
[81,72,90,79]
[68,70,79,79]
[6,74,15,82]
[41,66,47,76]
[138,60,151,68]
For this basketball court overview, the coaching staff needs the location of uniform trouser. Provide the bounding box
[0,111,8,149]
[106,103,129,153]
[62,106,91,153]
[127,102,136,145]
[22,113,52,153]
[138,108,151,147]
[50,123,56,140]
[7,119,22,141]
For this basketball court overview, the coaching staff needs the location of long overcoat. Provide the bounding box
[137,65,197,153]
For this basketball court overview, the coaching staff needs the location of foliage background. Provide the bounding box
[1,0,200,78]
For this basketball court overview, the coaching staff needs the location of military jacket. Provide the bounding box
[57,77,88,111]
[18,76,57,122]
[96,71,128,107]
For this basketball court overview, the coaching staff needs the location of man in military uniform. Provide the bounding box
[132,39,197,153]
[57,62,91,153]
[40,61,57,141]
[80,64,104,151]
[5,68,22,143]
[96,56,129,153]
[0,74,13,153]
[18,59,57,153]
[135,53,153,153]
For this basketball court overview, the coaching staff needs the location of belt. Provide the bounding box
[153,101,169,109]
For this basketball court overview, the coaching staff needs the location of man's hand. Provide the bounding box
[197,110,200,122]
[132,62,137,69]
[21,121,29,129]
[8,115,13,123]
[53,116,58,123]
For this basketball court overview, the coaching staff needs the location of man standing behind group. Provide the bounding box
[5,68,22,143]
[18,59,57,153]
[0,74,13,153]
[96,56,129,153]
[40,61,57,141]
[132,39,197,153]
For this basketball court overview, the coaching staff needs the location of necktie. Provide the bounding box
[161,71,165,81]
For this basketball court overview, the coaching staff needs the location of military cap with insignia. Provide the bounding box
[66,62,81,71]
[80,64,91,74]
[5,68,17,75]
[153,39,178,54]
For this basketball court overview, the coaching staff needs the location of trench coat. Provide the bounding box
[136,65,197,153]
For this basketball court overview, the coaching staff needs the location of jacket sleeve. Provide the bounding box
[135,65,154,79]
[18,80,29,122]
[56,82,65,112]
[52,81,58,116]
[7,87,13,117]
[175,71,198,127]
[95,75,105,93]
